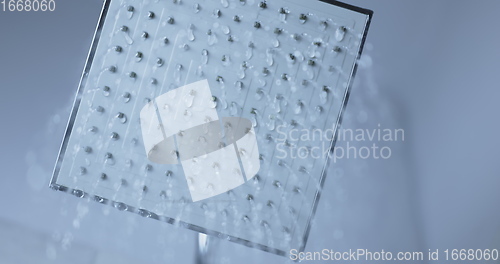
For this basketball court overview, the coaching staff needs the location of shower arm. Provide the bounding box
[195,233,219,264]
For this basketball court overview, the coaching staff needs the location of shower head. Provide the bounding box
[50,0,372,257]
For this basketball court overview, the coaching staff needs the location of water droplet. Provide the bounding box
[229,102,239,116]
[242,215,250,223]
[154,58,163,68]
[194,3,201,13]
[119,26,134,45]
[138,209,151,218]
[239,148,248,157]
[95,106,105,114]
[106,65,116,73]
[336,26,347,42]
[94,195,106,203]
[174,64,183,83]
[196,66,204,77]
[201,49,209,64]
[198,136,207,144]
[297,166,309,174]
[295,101,304,114]
[222,54,231,66]
[114,202,127,211]
[316,105,323,114]
[237,68,245,79]
[299,146,309,157]
[83,146,92,154]
[207,30,218,46]
[291,33,301,41]
[122,92,131,103]
[255,89,264,100]
[220,98,228,109]
[162,37,170,46]
[299,13,307,24]
[116,112,127,124]
[320,86,329,104]
[251,113,258,128]
[119,179,128,188]
[266,49,274,66]
[272,39,280,48]
[212,162,220,172]
[110,132,119,140]
[328,65,337,74]
[235,81,244,90]
[287,53,296,64]
[184,90,196,108]
[184,109,193,118]
[246,42,254,60]
[104,153,114,165]
[221,0,229,7]
[213,9,221,18]
[73,189,84,198]
[261,67,269,76]
[135,52,143,62]
[310,40,323,56]
[188,24,196,41]
[274,94,283,113]
[210,96,218,108]
[272,180,283,189]
[320,20,328,31]
[102,86,110,96]
[332,46,342,57]
[305,65,315,80]
[180,43,190,51]
[281,73,289,81]
[221,25,230,35]
[267,115,276,131]
[279,7,288,22]
[126,6,134,17]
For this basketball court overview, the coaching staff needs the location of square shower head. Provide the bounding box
[50,0,372,257]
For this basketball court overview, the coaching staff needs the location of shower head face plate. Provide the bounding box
[51,0,372,256]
